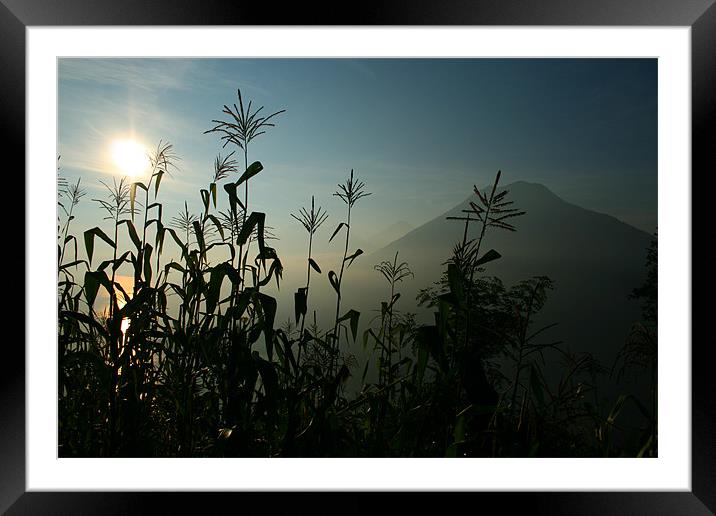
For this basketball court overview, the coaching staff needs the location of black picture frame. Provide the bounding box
[3,1,713,513]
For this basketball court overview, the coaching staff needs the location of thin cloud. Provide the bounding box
[59,58,197,91]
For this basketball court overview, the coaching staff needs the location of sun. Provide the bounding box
[111,139,150,177]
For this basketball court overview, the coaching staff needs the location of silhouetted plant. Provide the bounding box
[213,152,239,183]
[205,89,285,153]
[58,177,86,278]
[205,89,284,292]
[327,169,370,376]
[291,195,329,368]
[372,251,413,389]
[610,232,658,457]
[447,170,526,348]
[170,202,199,246]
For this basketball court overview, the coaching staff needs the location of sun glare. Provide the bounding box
[111,139,150,177]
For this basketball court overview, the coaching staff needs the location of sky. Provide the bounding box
[58,58,657,303]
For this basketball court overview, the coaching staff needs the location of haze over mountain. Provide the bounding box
[334,181,654,400]
[369,181,650,343]
[350,220,414,255]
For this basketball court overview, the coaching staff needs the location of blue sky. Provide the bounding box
[58,58,657,274]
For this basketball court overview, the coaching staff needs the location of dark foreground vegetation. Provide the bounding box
[58,90,657,458]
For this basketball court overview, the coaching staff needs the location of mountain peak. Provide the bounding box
[504,179,552,190]
[463,180,562,208]
[490,179,557,196]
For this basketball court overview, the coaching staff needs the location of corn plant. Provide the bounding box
[205,88,284,294]
[327,169,371,376]
[371,251,413,391]
[291,195,329,368]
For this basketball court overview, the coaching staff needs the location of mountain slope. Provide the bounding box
[348,220,414,255]
[356,181,654,394]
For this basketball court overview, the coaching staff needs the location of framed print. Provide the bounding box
[3,0,714,513]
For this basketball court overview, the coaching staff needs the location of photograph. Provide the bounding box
[56,57,658,459]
